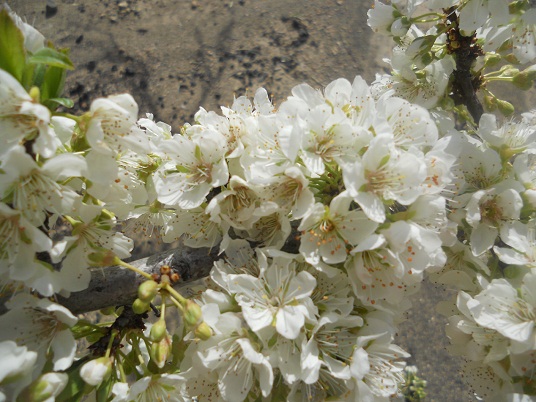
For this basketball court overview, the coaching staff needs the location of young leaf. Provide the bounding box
[28,47,74,70]
[44,97,75,109]
[41,65,68,103]
[0,9,26,81]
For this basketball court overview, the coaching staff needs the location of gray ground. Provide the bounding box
[6,0,490,400]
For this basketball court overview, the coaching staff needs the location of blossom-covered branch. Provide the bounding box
[1,1,535,401]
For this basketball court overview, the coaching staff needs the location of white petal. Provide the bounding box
[276,306,305,339]
[51,330,76,371]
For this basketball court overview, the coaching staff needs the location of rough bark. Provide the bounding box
[57,245,219,315]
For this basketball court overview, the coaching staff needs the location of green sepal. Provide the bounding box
[0,9,26,82]
[378,153,390,168]
[95,372,114,402]
[28,47,74,70]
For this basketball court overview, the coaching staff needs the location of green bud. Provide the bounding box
[194,321,212,341]
[483,95,497,112]
[483,53,502,68]
[150,336,171,369]
[99,306,116,316]
[138,280,159,302]
[150,320,167,342]
[18,373,68,402]
[184,300,203,327]
[512,66,536,90]
[132,298,150,315]
[87,249,120,267]
[497,99,515,116]
[499,66,519,77]
[29,87,40,103]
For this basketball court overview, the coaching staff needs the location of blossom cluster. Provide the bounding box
[0,1,535,401]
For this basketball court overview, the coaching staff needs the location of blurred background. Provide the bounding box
[6,1,485,400]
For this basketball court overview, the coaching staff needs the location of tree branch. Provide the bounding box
[57,245,220,315]
[446,7,484,124]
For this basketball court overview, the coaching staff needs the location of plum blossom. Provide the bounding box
[0,340,38,401]
[0,294,77,372]
[466,188,523,256]
[465,271,536,353]
[298,104,360,175]
[224,252,317,340]
[494,221,536,268]
[350,327,409,400]
[0,146,86,226]
[191,311,273,402]
[0,70,58,158]
[299,193,378,266]
[301,314,363,385]
[85,94,149,156]
[154,130,229,209]
[342,134,427,223]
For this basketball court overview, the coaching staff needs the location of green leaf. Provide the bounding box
[43,97,74,109]
[28,47,74,70]
[95,374,114,402]
[0,9,26,81]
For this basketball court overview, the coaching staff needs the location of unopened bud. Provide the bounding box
[194,321,212,340]
[80,357,112,387]
[29,86,40,102]
[138,280,159,302]
[497,99,515,116]
[513,66,536,90]
[150,336,171,369]
[483,95,497,112]
[390,16,409,37]
[150,320,167,342]
[132,298,150,315]
[483,53,502,67]
[18,372,68,402]
[88,249,119,267]
[184,300,202,327]
[99,306,116,316]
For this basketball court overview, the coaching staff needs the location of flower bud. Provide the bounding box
[183,300,202,327]
[390,17,410,37]
[512,66,536,90]
[29,86,40,102]
[483,95,497,112]
[80,357,112,387]
[100,306,116,316]
[483,53,502,67]
[497,99,515,116]
[19,372,68,402]
[150,336,171,369]
[88,249,120,267]
[132,298,150,315]
[194,321,212,341]
[150,320,167,343]
[138,280,159,302]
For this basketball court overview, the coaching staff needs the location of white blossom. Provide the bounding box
[225,252,317,339]
[0,294,77,372]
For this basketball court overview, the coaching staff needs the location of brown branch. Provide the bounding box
[56,245,220,315]
[445,7,484,124]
